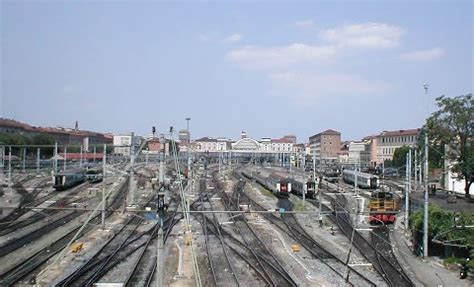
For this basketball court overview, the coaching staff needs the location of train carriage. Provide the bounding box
[53,168,86,191]
[86,165,103,183]
[291,177,317,199]
[342,170,379,189]
[241,171,291,197]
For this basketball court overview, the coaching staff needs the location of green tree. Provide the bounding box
[426,94,473,197]
[417,129,444,170]
[392,146,411,168]
[0,132,30,155]
[31,134,55,157]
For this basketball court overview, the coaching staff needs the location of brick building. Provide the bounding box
[309,129,341,162]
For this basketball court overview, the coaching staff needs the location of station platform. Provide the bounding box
[392,214,473,286]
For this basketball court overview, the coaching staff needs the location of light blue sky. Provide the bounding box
[1,1,472,142]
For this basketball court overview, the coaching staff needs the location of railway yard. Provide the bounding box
[0,158,471,287]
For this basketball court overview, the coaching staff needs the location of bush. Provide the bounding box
[411,204,474,247]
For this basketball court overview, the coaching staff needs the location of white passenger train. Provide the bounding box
[342,170,379,189]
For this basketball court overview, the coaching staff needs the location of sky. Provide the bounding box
[1,1,472,142]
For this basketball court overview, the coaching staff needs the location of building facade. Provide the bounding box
[194,137,229,153]
[309,129,341,162]
[375,129,421,164]
[113,133,141,156]
[178,130,190,143]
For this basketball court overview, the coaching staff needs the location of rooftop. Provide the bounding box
[379,128,421,137]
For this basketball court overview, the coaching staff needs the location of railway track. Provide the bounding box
[57,215,143,286]
[236,171,376,286]
[0,182,90,237]
[372,226,413,287]
[226,179,297,287]
[72,179,184,286]
[200,179,239,286]
[0,177,51,231]
[0,177,130,286]
[316,185,415,287]
[55,183,163,287]
[194,175,283,286]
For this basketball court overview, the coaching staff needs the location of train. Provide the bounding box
[53,168,86,191]
[368,191,401,224]
[85,165,103,183]
[323,169,340,183]
[342,170,379,189]
[241,171,291,197]
[290,177,318,199]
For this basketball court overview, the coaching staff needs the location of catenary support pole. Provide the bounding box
[157,226,164,287]
[54,142,58,173]
[63,146,67,171]
[1,146,4,168]
[423,83,429,258]
[423,130,429,258]
[22,147,26,172]
[159,134,165,185]
[414,150,418,191]
[80,145,83,167]
[37,148,40,173]
[186,118,191,179]
[129,153,135,205]
[405,151,409,232]
[8,146,12,193]
[102,144,106,230]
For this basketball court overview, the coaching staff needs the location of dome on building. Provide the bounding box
[232,137,260,151]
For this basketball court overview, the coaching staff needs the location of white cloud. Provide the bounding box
[226,43,337,69]
[222,33,243,44]
[400,47,444,61]
[295,19,314,28]
[269,71,391,101]
[321,22,404,49]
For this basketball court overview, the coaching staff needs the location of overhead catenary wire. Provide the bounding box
[170,132,202,287]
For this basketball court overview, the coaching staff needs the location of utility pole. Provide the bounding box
[93,146,96,163]
[414,150,418,191]
[22,148,26,172]
[157,226,164,287]
[129,153,135,205]
[354,160,358,195]
[156,133,167,287]
[63,146,67,171]
[218,152,221,176]
[423,83,429,258]
[54,143,58,172]
[405,150,412,232]
[102,144,106,230]
[302,162,306,206]
[186,117,191,179]
[0,146,4,168]
[80,145,83,167]
[37,148,40,173]
[8,146,12,193]
[159,134,165,185]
